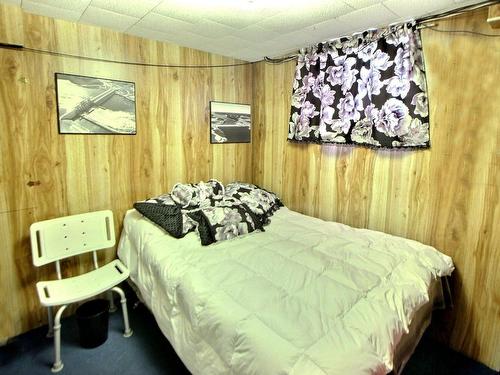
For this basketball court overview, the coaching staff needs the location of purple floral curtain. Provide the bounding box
[288,23,430,148]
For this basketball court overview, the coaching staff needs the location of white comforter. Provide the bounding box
[117,207,454,375]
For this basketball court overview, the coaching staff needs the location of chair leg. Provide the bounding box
[111,286,133,337]
[47,306,54,338]
[107,290,117,313]
[51,305,68,373]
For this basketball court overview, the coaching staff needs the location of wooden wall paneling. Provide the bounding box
[215,55,235,183]
[238,63,254,182]
[0,46,47,338]
[271,64,291,197]
[0,3,24,47]
[180,48,211,183]
[251,62,265,183]
[209,56,225,183]
[0,45,41,335]
[251,8,499,370]
[0,6,253,343]
[157,44,183,191]
[487,4,500,28]
[0,210,35,342]
[421,11,499,368]
[316,147,339,221]
[252,62,295,198]
[209,58,223,182]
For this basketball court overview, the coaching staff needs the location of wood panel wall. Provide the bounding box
[252,9,499,370]
[488,4,500,28]
[0,8,252,342]
[0,3,23,46]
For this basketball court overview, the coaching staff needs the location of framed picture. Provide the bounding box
[210,101,251,143]
[55,73,137,134]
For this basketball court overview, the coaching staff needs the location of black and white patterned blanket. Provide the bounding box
[134,181,283,245]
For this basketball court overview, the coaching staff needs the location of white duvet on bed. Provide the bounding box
[118,207,453,375]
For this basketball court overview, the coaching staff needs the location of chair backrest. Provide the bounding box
[30,210,115,267]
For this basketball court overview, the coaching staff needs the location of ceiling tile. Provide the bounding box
[134,12,195,33]
[305,18,358,42]
[189,20,237,39]
[383,0,453,19]
[90,0,162,18]
[258,35,308,55]
[254,15,307,34]
[343,0,382,9]
[80,6,139,32]
[22,0,82,21]
[27,0,90,12]
[154,0,208,24]
[128,24,217,54]
[256,1,353,33]
[16,0,485,64]
[337,3,398,31]
[231,25,280,43]
[215,36,256,51]
[154,0,281,28]
[205,10,281,29]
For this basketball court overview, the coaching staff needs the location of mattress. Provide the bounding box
[117,207,454,375]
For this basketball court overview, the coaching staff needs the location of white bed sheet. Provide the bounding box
[117,207,454,375]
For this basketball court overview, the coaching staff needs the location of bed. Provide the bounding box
[117,206,454,375]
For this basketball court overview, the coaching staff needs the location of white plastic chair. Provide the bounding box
[30,210,132,372]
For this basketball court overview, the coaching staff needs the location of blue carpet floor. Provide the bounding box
[1,293,497,375]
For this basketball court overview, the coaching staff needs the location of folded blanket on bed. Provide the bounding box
[133,181,283,245]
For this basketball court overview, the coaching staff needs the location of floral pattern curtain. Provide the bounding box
[288,23,430,148]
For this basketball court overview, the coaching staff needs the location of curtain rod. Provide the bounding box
[264,0,497,63]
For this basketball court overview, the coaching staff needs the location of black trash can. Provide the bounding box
[75,299,110,348]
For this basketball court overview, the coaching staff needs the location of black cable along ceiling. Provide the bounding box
[0,0,498,68]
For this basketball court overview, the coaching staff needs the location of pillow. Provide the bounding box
[171,179,224,207]
[224,182,283,224]
[134,194,196,238]
[134,181,282,245]
[187,202,264,246]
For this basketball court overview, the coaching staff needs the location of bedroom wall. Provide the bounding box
[0,5,252,342]
[252,8,499,370]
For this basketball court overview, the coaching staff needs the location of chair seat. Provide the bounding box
[36,260,129,307]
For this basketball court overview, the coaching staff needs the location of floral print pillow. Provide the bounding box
[134,181,283,245]
[225,182,283,224]
[187,202,264,245]
[171,179,224,208]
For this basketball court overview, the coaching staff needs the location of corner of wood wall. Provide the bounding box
[487,4,500,28]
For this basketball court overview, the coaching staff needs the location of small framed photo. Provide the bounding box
[55,73,137,134]
[210,101,251,143]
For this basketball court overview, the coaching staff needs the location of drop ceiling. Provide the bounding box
[2,0,485,61]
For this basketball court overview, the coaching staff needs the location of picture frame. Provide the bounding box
[55,73,137,135]
[209,101,251,144]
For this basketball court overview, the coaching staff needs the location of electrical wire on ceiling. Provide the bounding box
[0,0,498,68]
[264,0,500,64]
[0,45,260,68]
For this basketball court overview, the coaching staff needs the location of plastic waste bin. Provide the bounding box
[75,299,110,348]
